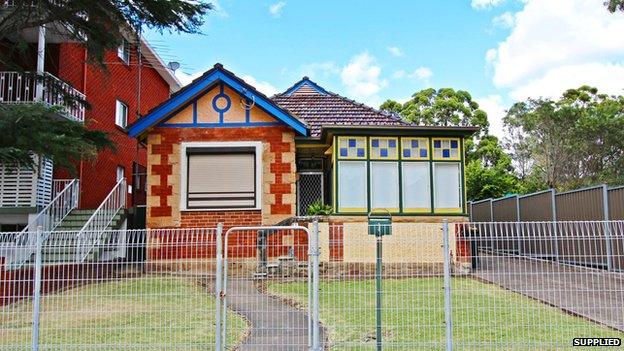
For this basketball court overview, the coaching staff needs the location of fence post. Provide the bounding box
[515,196,522,255]
[551,189,560,262]
[311,220,321,351]
[489,199,494,222]
[31,226,43,351]
[442,220,453,351]
[215,223,224,351]
[602,185,613,271]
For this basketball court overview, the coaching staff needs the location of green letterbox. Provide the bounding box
[368,213,392,236]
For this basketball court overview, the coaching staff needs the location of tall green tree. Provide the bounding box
[504,86,624,190]
[381,88,519,201]
[0,104,113,172]
[606,0,624,12]
[0,1,212,172]
[0,0,212,70]
[384,88,489,135]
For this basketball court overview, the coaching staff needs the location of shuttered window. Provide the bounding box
[186,150,256,209]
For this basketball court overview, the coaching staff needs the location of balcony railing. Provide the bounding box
[0,71,85,122]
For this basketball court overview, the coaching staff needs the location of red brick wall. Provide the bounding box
[146,125,296,228]
[180,211,262,229]
[54,43,172,209]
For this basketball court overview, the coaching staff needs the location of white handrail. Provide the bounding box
[0,71,86,122]
[75,178,126,262]
[4,179,80,269]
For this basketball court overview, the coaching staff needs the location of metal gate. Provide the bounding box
[214,223,321,351]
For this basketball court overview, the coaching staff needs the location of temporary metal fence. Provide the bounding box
[1,221,622,350]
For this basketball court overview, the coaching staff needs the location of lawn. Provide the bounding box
[268,277,623,350]
[0,276,247,350]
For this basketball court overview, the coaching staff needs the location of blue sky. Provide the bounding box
[145,0,624,137]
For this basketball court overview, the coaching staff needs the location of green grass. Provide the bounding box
[268,277,623,350]
[0,276,247,350]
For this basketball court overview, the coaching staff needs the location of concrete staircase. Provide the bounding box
[42,209,126,263]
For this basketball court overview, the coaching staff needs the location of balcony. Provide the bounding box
[0,71,85,122]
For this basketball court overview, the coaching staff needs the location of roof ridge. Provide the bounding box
[276,76,330,97]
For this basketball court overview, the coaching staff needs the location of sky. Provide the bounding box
[145,0,624,137]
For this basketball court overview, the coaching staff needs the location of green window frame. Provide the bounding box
[333,135,466,216]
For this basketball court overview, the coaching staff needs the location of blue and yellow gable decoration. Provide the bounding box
[161,83,278,127]
[128,63,307,137]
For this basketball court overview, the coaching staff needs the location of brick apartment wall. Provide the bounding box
[53,43,171,209]
[145,125,297,229]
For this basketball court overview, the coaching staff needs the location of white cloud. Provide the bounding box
[492,11,514,28]
[340,52,388,102]
[300,61,340,78]
[486,0,624,102]
[410,67,433,80]
[476,95,507,137]
[392,70,406,79]
[392,67,433,83]
[175,70,203,86]
[509,62,624,100]
[211,0,229,17]
[386,46,404,57]
[471,0,505,10]
[242,75,279,96]
[269,1,286,18]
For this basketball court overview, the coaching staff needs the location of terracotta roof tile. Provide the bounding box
[273,78,409,137]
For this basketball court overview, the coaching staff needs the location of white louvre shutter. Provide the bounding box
[187,153,256,208]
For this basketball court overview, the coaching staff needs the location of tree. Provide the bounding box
[379,99,402,115]
[465,135,519,200]
[0,1,212,171]
[392,88,489,135]
[0,0,213,70]
[0,104,113,173]
[606,0,624,12]
[382,88,519,201]
[504,86,624,190]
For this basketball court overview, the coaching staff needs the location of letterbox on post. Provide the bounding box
[368,211,392,236]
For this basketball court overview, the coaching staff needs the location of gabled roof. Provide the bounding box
[127,63,308,137]
[272,77,409,137]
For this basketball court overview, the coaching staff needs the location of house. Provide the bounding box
[0,9,181,235]
[129,63,477,233]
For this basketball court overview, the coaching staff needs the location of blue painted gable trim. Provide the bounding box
[128,68,308,137]
[283,77,329,96]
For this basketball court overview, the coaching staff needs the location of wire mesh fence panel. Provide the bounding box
[316,223,447,350]
[2,221,623,350]
[0,227,248,351]
[456,221,624,350]
[220,226,314,351]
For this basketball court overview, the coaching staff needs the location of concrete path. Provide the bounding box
[473,254,624,331]
[226,279,325,350]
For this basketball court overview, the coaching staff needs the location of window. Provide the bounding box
[185,146,259,209]
[337,161,367,212]
[370,137,398,160]
[115,100,128,128]
[370,162,399,212]
[402,162,431,212]
[117,39,130,64]
[433,162,462,212]
[116,166,125,182]
[333,135,465,215]
[337,136,367,159]
[401,137,429,160]
[432,138,461,160]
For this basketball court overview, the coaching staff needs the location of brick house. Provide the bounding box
[0,24,180,232]
[129,64,477,234]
